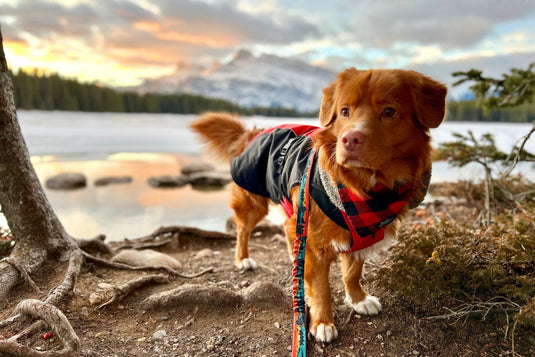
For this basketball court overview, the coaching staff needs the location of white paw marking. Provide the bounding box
[344,295,382,315]
[311,323,338,343]
[236,258,258,271]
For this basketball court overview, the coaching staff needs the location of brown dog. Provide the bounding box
[190,68,447,342]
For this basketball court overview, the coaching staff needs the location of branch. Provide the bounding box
[501,124,535,179]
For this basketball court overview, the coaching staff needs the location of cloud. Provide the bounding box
[338,0,535,49]
[1,0,533,88]
[0,0,319,66]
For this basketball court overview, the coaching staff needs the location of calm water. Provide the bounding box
[2,110,533,241]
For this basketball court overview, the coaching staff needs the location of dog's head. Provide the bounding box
[317,68,447,190]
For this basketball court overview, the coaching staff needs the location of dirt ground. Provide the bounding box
[1,187,534,357]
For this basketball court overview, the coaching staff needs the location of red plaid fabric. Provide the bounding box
[338,182,413,252]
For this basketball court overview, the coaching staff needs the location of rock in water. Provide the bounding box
[46,173,87,190]
[180,162,215,175]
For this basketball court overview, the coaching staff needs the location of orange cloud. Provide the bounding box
[134,20,236,48]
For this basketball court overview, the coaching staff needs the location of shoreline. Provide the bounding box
[2,151,533,241]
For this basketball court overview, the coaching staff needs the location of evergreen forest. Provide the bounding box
[10,69,535,122]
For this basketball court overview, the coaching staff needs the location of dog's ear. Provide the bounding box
[319,81,337,127]
[408,71,447,129]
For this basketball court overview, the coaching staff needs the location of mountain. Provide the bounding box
[134,49,336,113]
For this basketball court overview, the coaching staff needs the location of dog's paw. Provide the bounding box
[344,295,382,315]
[236,258,258,271]
[309,323,338,343]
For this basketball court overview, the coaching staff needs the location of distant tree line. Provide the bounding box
[446,100,534,122]
[9,69,534,121]
[10,69,306,117]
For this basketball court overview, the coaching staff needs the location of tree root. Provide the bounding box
[0,257,41,294]
[46,249,83,306]
[0,299,80,357]
[141,281,290,311]
[75,234,114,256]
[97,274,171,310]
[114,237,174,252]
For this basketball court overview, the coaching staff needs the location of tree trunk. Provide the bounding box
[0,28,77,304]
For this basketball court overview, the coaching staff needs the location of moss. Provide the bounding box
[376,211,535,327]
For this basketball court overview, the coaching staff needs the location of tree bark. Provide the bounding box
[0,28,77,304]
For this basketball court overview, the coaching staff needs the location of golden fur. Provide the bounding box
[190,68,447,342]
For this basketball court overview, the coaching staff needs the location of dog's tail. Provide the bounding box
[190,113,262,162]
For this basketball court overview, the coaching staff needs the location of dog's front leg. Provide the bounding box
[341,253,382,315]
[305,248,338,343]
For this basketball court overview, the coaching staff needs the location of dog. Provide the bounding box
[190,68,447,342]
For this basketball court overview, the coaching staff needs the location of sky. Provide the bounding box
[1,0,534,96]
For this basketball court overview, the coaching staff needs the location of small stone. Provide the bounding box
[376,334,383,340]
[194,248,214,260]
[88,293,102,306]
[94,176,132,186]
[97,283,114,290]
[46,172,86,190]
[153,330,167,340]
[81,307,89,317]
[188,171,231,189]
[274,322,281,329]
[148,175,188,188]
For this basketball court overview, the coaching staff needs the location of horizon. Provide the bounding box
[1,0,534,97]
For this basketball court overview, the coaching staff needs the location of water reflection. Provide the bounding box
[29,153,233,241]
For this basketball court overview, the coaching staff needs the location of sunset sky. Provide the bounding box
[1,0,534,90]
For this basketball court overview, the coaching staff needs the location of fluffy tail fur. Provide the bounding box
[190,113,261,162]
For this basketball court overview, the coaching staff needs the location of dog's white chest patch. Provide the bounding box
[330,240,351,252]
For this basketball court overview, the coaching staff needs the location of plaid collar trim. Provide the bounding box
[337,182,413,252]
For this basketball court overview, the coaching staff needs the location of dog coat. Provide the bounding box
[230,124,425,253]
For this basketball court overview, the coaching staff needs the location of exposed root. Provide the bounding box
[75,234,114,256]
[148,225,235,241]
[114,237,173,252]
[0,299,80,357]
[0,256,41,294]
[46,249,83,306]
[141,281,290,311]
[98,274,171,309]
[82,250,214,278]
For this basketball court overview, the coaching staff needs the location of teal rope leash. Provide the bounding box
[292,147,316,357]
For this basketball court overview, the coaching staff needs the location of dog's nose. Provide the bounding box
[341,130,366,151]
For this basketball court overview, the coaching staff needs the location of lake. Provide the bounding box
[2,110,534,241]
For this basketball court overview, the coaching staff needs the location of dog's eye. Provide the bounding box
[341,108,350,118]
[382,107,396,119]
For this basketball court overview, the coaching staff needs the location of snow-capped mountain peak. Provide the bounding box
[135,49,336,112]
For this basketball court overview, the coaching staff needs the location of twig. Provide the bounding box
[343,309,356,327]
[501,124,535,179]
